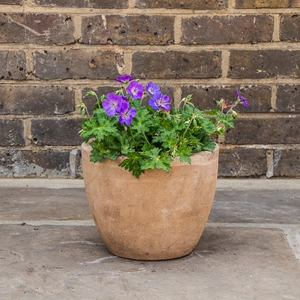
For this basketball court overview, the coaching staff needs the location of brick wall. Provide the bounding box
[0,0,299,178]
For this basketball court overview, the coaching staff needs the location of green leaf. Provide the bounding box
[174,142,192,163]
[89,140,120,162]
[140,148,172,173]
[118,131,135,155]
[152,130,178,149]
[130,107,153,133]
[119,152,144,178]
[200,136,216,151]
[79,110,119,143]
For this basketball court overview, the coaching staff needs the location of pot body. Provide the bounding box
[81,142,219,260]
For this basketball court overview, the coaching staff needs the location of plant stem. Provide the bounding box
[129,126,136,143]
[179,98,186,110]
[143,131,151,145]
[181,115,195,139]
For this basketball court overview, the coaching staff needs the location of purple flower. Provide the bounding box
[235,91,250,107]
[120,95,129,106]
[146,82,160,96]
[116,74,134,83]
[148,93,171,111]
[126,81,144,99]
[119,101,137,125]
[102,93,122,116]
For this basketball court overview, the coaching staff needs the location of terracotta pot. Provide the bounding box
[81,142,219,260]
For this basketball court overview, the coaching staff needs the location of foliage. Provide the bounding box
[78,75,249,178]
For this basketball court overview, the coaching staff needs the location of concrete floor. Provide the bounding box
[0,179,300,300]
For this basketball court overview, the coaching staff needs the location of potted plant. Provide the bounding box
[78,74,249,260]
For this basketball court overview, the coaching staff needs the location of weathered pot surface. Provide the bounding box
[81,142,219,260]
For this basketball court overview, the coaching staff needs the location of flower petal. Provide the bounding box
[126,81,144,99]
[116,74,134,83]
[146,82,160,96]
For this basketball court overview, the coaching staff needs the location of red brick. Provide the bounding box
[81,15,174,45]
[228,50,300,79]
[135,0,227,9]
[0,86,74,115]
[218,148,267,177]
[0,13,75,45]
[274,149,300,177]
[277,85,300,112]
[225,117,300,144]
[181,85,271,112]
[33,50,124,80]
[235,0,300,8]
[132,51,222,79]
[0,119,25,146]
[280,14,300,42]
[182,15,273,45]
[31,0,128,8]
[0,51,26,80]
[31,118,82,146]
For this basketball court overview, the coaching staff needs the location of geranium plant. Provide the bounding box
[78,74,249,178]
